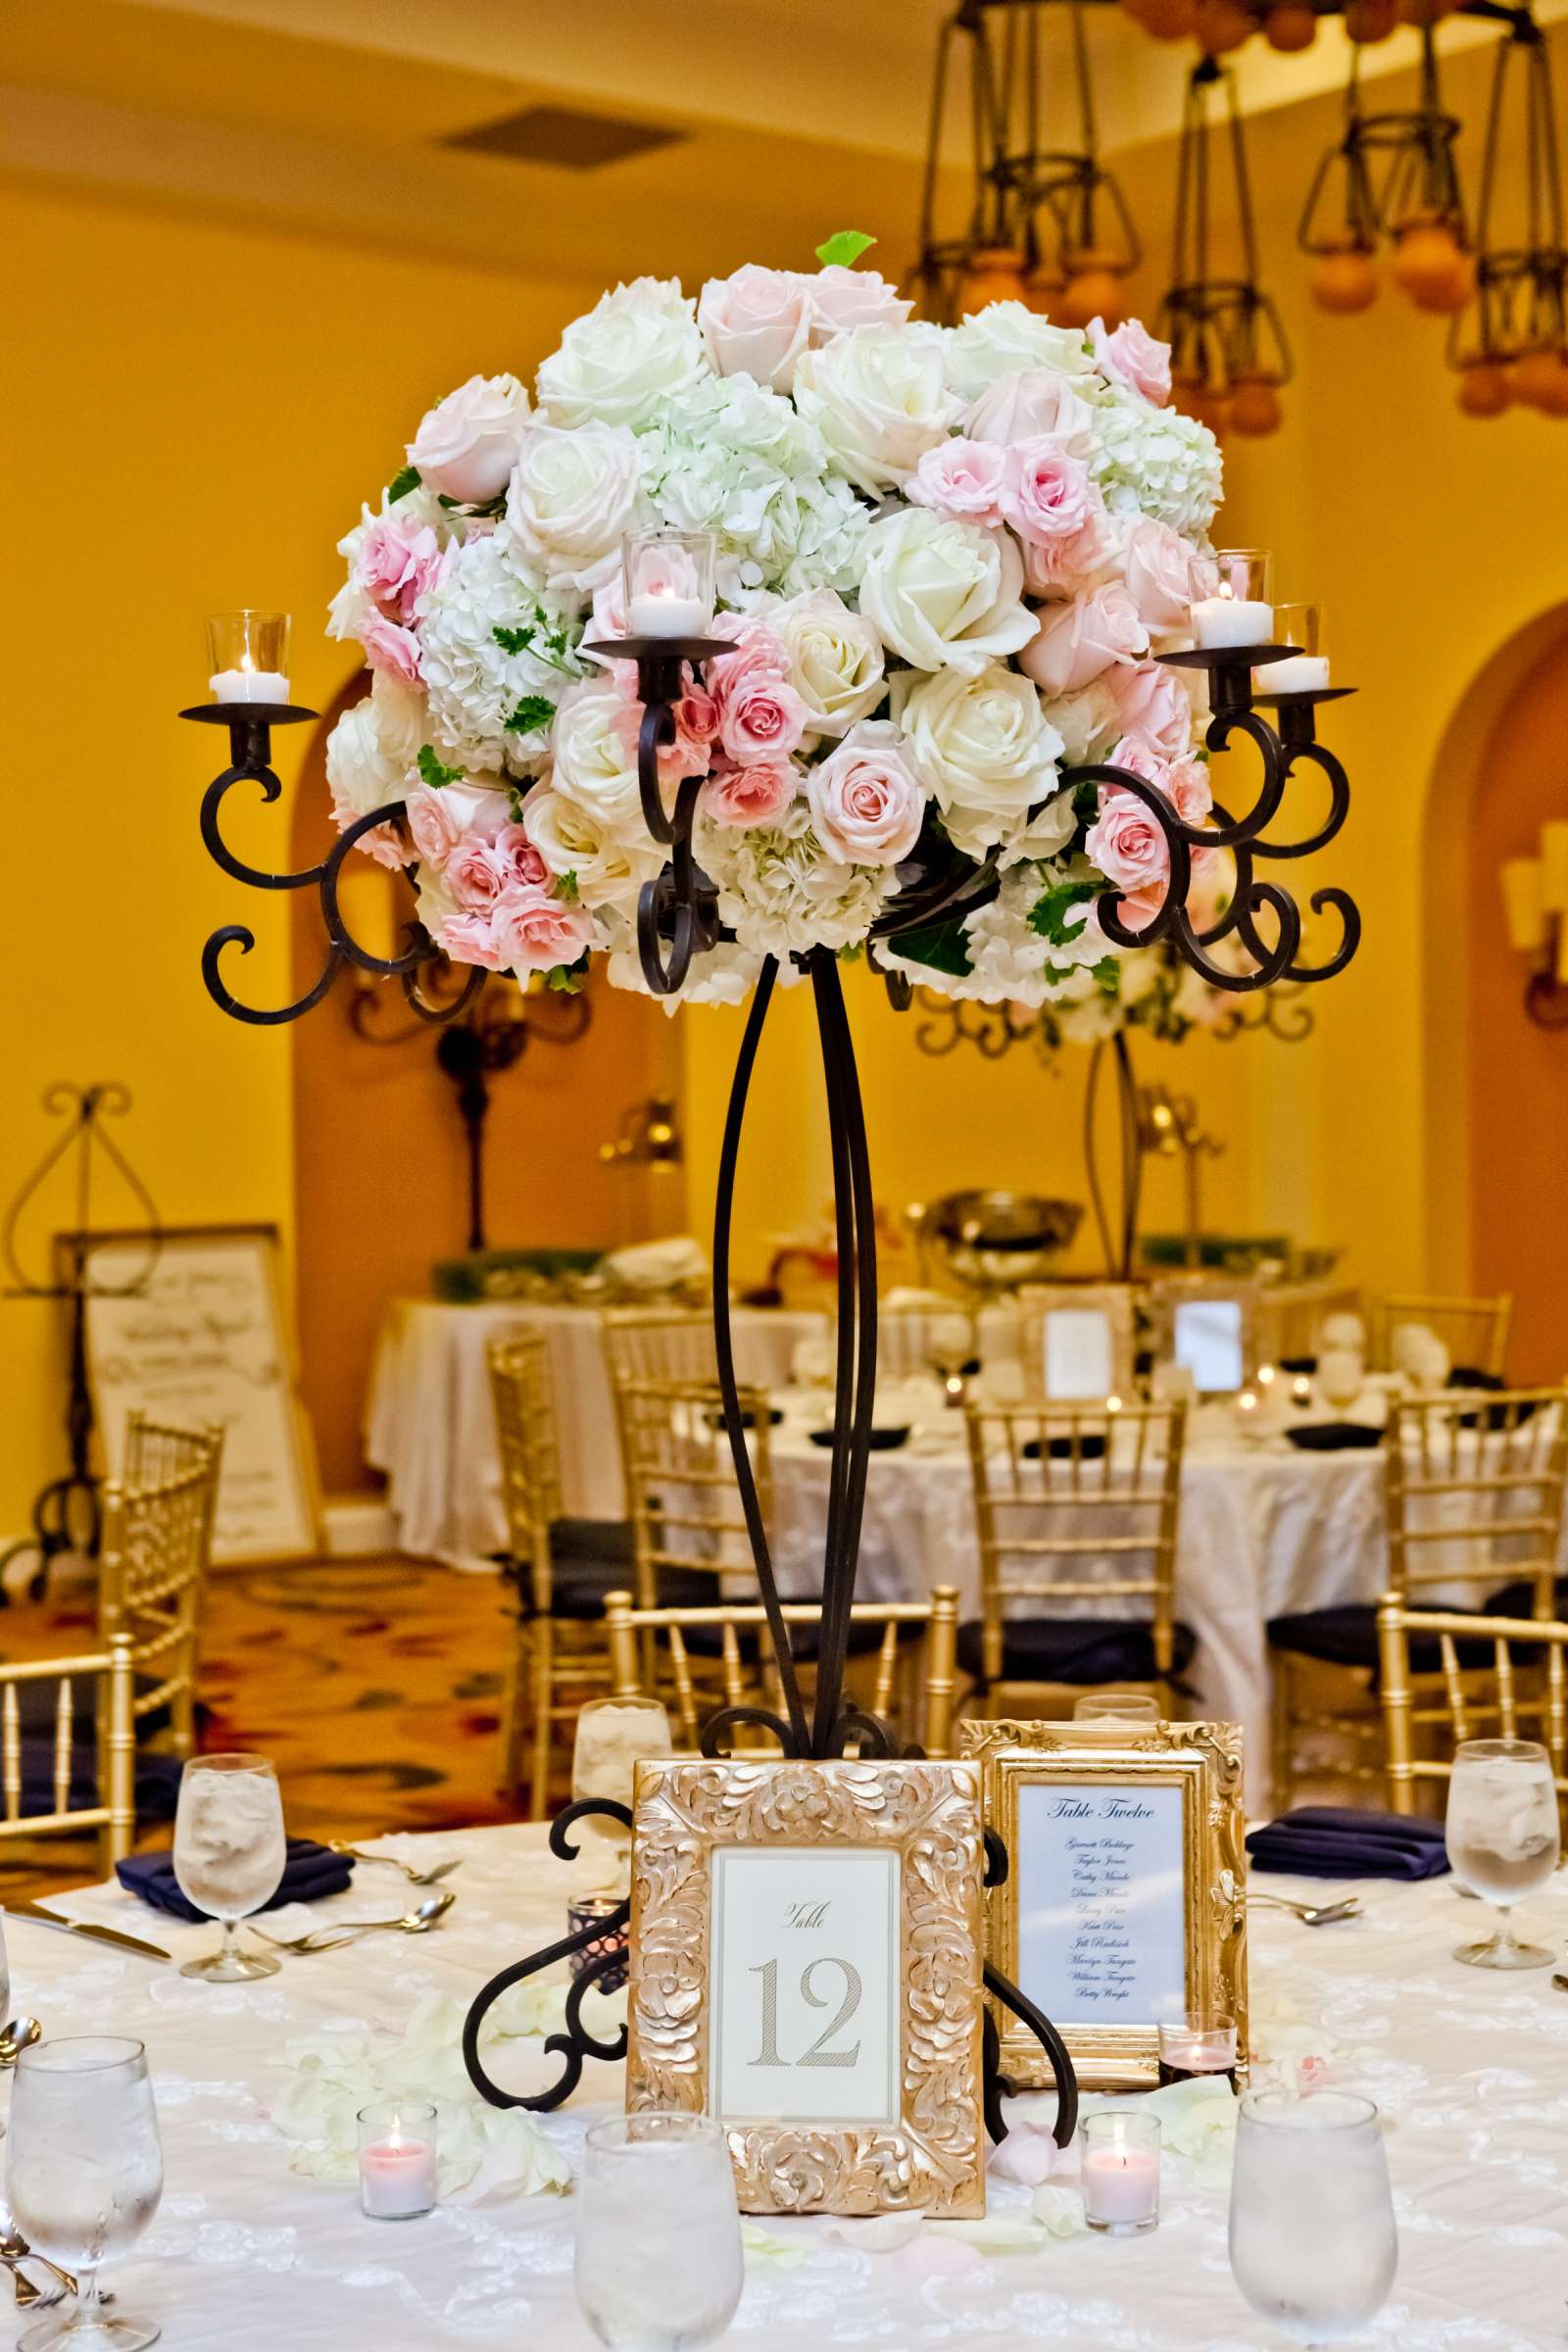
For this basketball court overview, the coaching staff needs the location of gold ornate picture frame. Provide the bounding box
[961,1718,1247,2091]
[625,1757,987,2217]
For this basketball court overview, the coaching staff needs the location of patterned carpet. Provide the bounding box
[2,1558,530,1896]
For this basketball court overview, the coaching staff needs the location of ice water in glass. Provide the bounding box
[574,2113,743,2351]
[1446,1738,1560,1969]
[6,2035,165,2350]
[1229,2089,1396,2346]
[172,1753,287,1981]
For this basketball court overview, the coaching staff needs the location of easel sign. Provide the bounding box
[961,1718,1248,2090]
[66,1222,321,1565]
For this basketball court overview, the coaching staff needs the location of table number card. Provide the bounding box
[626,1759,986,2217]
[962,1719,1248,2090]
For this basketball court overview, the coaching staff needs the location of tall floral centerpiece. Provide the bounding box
[321,238,1225,1017]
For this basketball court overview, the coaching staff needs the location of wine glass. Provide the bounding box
[1444,1738,1560,1969]
[172,1752,286,1981]
[5,2036,164,2350]
[574,2112,743,2351]
[1229,2089,1396,2346]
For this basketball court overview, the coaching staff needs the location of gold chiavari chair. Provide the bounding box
[1369,1293,1513,1381]
[602,1306,719,1391]
[1013,1285,1137,1402]
[489,1332,639,1816]
[1269,1386,1568,1804]
[602,1587,961,1756]
[1255,1280,1363,1368]
[959,1399,1191,1717]
[617,1374,772,1615]
[1378,1595,1568,1812]
[99,1411,224,1759]
[0,1635,137,1873]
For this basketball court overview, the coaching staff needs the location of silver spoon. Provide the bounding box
[248,1890,455,1955]
[0,2016,41,2067]
[1248,1892,1362,1926]
[326,1842,463,1888]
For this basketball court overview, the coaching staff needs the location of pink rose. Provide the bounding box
[1120,518,1202,633]
[1103,660,1194,760]
[611,674,717,784]
[708,626,806,766]
[807,264,914,340]
[806,720,924,866]
[707,613,792,677]
[446,836,509,908]
[355,516,443,622]
[699,265,811,392]
[966,367,1096,453]
[1086,792,1172,897]
[491,822,550,891]
[1092,318,1173,407]
[906,436,1009,528]
[407,372,530,505]
[436,907,508,970]
[491,886,595,975]
[341,817,407,871]
[1018,583,1147,696]
[1003,441,1094,544]
[701,757,802,829]
[1020,506,1116,596]
[405,781,511,871]
[357,611,421,685]
[988,2125,1058,2186]
[1104,735,1213,829]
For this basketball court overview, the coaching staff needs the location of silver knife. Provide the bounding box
[4,1902,171,1962]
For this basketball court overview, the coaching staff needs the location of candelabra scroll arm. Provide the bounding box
[979,1828,1079,2147]
[700,1706,803,1758]
[200,759,326,894]
[1282,888,1362,985]
[1198,704,1291,852]
[1250,735,1351,863]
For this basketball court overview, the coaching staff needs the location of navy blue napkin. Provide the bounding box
[1247,1804,1450,1881]
[116,1838,354,1922]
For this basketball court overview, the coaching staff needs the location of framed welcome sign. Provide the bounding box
[625,1758,987,2217]
[961,1718,1248,2090]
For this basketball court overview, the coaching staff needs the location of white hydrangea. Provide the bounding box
[695,801,898,959]
[412,531,578,774]
[1090,386,1222,539]
[607,937,767,1009]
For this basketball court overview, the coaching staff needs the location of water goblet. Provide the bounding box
[1445,1737,1560,1969]
[1229,2089,1396,2347]
[1073,1692,1160,1724]
[5,2035,164,2350]
[172,1752,287,1981]
[574,2112,743,2352]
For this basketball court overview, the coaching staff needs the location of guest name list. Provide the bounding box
[1017,1781,1186,2024]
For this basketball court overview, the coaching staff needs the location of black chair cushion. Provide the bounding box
[679,1616,905,1664]
[1267,1603,1513,1675]
[550,1518,634,1566]
[12,1731,182,1826]
[1484,1578,1568,1622]
[956,1615,1197,1687]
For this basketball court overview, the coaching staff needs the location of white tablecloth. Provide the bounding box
[13,1822,1564,2348]
[364,1300,827,1554]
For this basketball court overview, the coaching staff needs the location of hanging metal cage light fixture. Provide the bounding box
[1447,6,1568,416]
[1163,57,1293,438]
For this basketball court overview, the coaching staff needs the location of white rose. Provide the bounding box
[536,277,708,430]
[965,368,1097,457]
[547,676,645,832]
[773,589,886,742]
[407,374,531,505]
[807,265,915,341]
[520,784,657,910]
[891,664,1065,863]
[945,304,1098,403]
[858,509,1038,675]
[793,324,961,495]
[505,423,643,596]
[698,265,812,393]
[324,672,424,819]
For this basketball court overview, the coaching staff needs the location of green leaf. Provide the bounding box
[1027,879,1097,947]
[814,229,877,270]
[385,464,420,504]
[547,955,589,994]
[504,695,556,736]
[416,745,465,790]
[887,919,973,978]
[494,624,536,657]
[1090,956,1122,997]
[558,870,580,904]
[1072,779,1101,827]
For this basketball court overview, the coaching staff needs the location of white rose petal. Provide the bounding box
[858,510,1037,676]
[945,303,1099,403]
[773,589,886,742]
[536,276,708,430]
[891,662,1064,863]
[520,782,658,910]
[794,323,962,495]
[506,422,644,597]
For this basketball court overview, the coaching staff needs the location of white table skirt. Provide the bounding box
[363,1300,827,1554]
[17,1821,1565,2349]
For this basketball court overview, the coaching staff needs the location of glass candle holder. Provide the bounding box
[569,1894,630,1995]
[1073,1692,1160,1724]
[1262,601,1330,694]
[1158,2009,1239,2087]
[207,610,291,703]
[1080,2110,1161,2235]
[358,2100,438,2221]
[1193,550,1274,648]
[622,529,715,639]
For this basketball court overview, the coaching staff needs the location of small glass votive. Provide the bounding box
[358,2100,438,2221]
[1073,1692,1160,1724]
[1192,549,1274,649]
[569,1893,630,1995]
[622,529,715,640]
[1157,2009,1239,2088]
[1080,2110,1161,2236]
[1261,601,1330,694]
[208,610,291,703]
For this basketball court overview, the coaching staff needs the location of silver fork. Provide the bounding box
[327,1841,462,1887]
[248,1890,456,1955]
[1249,1892,1362,1926]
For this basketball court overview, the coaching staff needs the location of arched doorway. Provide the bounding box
[287,679,679,1494]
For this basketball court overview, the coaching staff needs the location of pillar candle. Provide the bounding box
[1192,597,1274,648]
[1501,858,1545,954]
[1540,822,1568,913]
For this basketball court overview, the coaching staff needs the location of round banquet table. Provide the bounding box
[12,1821,1564,2349]
[364,1299,829,1556]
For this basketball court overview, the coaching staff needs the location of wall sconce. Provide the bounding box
[1137,1085,1225,1268]
[1501,824,1568,1027]
[599,1098,684,1171]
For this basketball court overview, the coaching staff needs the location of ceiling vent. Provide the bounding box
[442,104,683,170]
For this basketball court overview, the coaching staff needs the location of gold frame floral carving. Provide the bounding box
[960,1718,1248,2091]
[624,1757,987,2218]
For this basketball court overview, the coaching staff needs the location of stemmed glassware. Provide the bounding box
[1444,1737,1561,1968]
[4,2036,164,2350]
[574,2113,744,2351]
[172,1753,287,1981]
[1229,2089,1396,2346]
